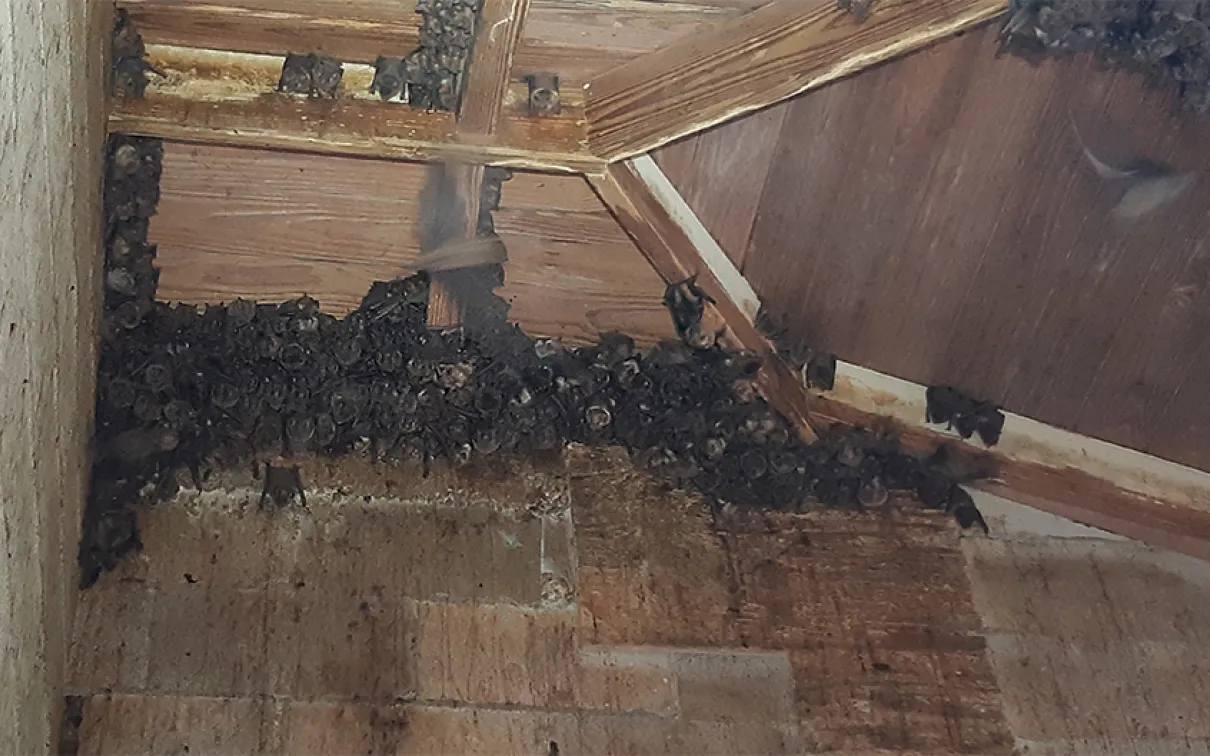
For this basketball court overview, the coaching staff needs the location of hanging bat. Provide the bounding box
[1070,115,1196,221]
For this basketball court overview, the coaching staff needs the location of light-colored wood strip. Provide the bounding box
[584,0,1007,160]
[812,362,1210,561]
[429,0,531,327]
[122,0,421,65]
[110,46,601,174]
[588,161,820,443]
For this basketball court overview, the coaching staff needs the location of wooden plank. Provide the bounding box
[810,363,1210,562]
[652,103,790,271]
[515,0,745,86]
[588,160,819,443]
[110,46,599,174]
[965,538,1210,752]
[738,23,1210,473]
[460,0,531,135]
[149,144,675,344]
[121,0,422,65]
[583,0,1006,160]
[427,0,532,328]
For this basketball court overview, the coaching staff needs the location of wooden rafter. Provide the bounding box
[591,156,1210,559]
[111,44,597,174]
[121,0,420,65]
[588,158,820,444]
[583,0,1007,161]
[429,0,532,327]
[811,376,1210,561]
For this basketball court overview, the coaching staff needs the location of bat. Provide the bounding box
[1070,114,1196,221]
[406,236,508,273]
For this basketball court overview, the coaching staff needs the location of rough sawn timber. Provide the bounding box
[589,160,820,444]
[110,45,599,174]
[429,0,533,327]
[583,0,1008,161]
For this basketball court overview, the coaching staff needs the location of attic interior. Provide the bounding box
[5,0,1210,754]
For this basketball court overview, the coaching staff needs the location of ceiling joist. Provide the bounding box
[583,0,1008,161]
[111,44,599,173]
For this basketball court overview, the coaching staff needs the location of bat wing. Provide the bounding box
[406,236,508,273]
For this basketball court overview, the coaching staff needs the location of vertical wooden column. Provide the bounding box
[426,0,531,328]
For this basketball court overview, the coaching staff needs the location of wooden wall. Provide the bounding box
[0,0,107,752]
[655,24,1210,473]
[151,143,677,345]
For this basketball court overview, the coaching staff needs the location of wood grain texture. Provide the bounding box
[0,0,105,753]
[149,142,676,344]
[651,104,789,269]
[965,537,1210,753]
[429,0,531,328]
[111,46,599,173]
[122,0,421,65]
[583,0,1007,160]
[588,161,819,442]
[736,24,1210,472]
[459,0,531,134]
[513,0,747,87]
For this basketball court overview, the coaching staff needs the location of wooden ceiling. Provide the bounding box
[111,0,1210,553]
[654,23,1210,474]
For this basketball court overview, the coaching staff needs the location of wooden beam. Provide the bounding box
[588,158,820,444]
[428,0,532,328]
[110,45,600,174]
[591,155,1210,558]
[121,0,420,65]
[809,363,1210,561]
[583,0,1007,161]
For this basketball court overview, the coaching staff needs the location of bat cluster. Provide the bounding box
[925,385,1005,447]
[82,137,991,589]
[372,0,483,110]
[110,9,162,99]
[1000,0,1210,113]
[82,134,167,588]
[277,53,345,99]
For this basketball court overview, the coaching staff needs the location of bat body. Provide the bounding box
[1070,116,1195,221]
[407,236,508,273]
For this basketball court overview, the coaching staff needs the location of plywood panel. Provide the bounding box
[965,537,1210,753]
[150,142,676,345]
[514,0,748,86]
[0,0,105,752]
[731,24,1210,471]
[652,103,789,268]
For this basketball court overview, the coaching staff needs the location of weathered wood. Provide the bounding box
[428,0,532,327]
[588,161,820,443]
[425,163,486,328]
[121,0,422,65]
[460,0,532,135]
[149,144,675,343]
[583,0,1007,161]
[110,46,600,173]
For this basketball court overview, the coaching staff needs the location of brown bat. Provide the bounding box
[406,235,508,273]
[1071,115,1196,221]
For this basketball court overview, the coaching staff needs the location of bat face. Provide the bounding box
[371,56,406,101]
[310,55,344,98]
[278,53,314,95]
